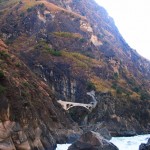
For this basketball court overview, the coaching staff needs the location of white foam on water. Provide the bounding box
[56,144,71,150]
[56,134,150,150]
[110,134,150,150]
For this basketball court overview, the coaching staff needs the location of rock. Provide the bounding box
[67,133,81,143]
[99,127,112,140]
[68,131,119,150]
[139,138,150,150]
[82,122,112,140]
[118,130,137,137]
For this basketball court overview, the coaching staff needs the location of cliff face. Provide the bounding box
[0,39,81,149]
[0,0,150,136]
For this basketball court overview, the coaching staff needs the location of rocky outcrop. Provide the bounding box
[81,122,112,140]
[68,131,118,150]
[139,138,150,150]
[89,93,150,136]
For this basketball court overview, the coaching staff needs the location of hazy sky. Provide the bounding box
[95,0,150,60]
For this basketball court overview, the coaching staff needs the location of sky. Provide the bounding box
[95,0,150,60]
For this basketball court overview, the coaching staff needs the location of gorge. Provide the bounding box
[0,0,150,149]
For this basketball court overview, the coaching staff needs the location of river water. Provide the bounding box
[56,134,150,150]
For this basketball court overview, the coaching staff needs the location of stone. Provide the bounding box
[99,127,112,140]
[68,131,119,150]
[139,138,150,150]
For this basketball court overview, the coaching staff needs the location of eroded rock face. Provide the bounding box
[88,93,150,136]
[139,139,150,150]
[68,131,119,150]
[0,40,82,149]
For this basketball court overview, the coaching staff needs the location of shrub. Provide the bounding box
[0,51,10,59]
[79,38,86,43]
[86,81,96,91]
[116,88,122,94]
[140,92,150,100]
[0,85,6,95]
[27,7,33,12]
[20,12,25,17]
[46,48,62,56]
[0,70,4,79]
[133,87,140,93]
[111,83,117,89]
[114,72,119,80]
[15,62,21,67]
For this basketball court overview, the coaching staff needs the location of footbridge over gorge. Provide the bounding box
[57,91,97,112]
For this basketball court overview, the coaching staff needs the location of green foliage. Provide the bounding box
[86,81,96,91]
[97,34,104,39]
[27,7,33,12]
[22,82,30,87]
[140,91,150,100]
[38,3,44,8]
[112,82,123,95]
[133,87,141,93]
[0,85,6,95]
[114,72,119,80]
[35,40,62,56]
[0,70,4,79]
[79,38,86,43]
[20,12,25,17]
[15,62,21,67]
[46,48,62,56]
[128,78,135,85]
[0,51,10,59]
[111,82,117,89]
[116,88,122,94]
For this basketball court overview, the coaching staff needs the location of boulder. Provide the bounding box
[139,138,150,150]
[82,122,112,140]
[96,127,112,140]
[68,131,119,150]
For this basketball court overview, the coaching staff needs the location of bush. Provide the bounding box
[140,92,150,100]
[86,81,96,91]
[116,88,122,94]
[133,87,140,93]
[0,70,4,79]
[0,85,6,95]
[20,12,25,17]
[46,48,62,56]
[27,7,33,12]
[0,51,10,59]
[114,72,119,80]
[79,38,86,43]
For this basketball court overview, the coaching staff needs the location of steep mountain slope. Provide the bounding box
[0,39,81,149]
[0,0,150,136]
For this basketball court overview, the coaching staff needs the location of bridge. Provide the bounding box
[57,91,97,112]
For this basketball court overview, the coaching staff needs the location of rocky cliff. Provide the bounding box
[0,39,81,149]
[0,0,150,137]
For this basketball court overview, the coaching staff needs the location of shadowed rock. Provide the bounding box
[68,131,118,150]
[139,138,150,150]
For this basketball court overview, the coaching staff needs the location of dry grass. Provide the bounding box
[62,51,90,69]
[53,32,83,39]
[0,0,19,10]
[90,76,111,92]
[39,0,86,19]
[19,0,37,11]
[19,0,86,20]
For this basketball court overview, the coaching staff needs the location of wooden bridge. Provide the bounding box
[57,91,97,112]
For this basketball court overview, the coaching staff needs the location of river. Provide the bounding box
[56,134,150,150]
